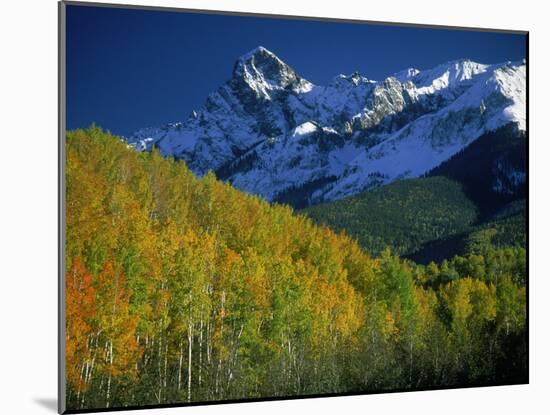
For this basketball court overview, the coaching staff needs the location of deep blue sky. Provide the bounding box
[66,4,526,137]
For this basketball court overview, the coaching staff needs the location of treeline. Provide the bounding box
[65,127,526,410]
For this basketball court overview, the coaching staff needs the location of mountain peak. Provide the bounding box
[331,71,372,87]
[435,58,487,73]
[239,46,276,61]
[393,67,421,83]
[410,58,490,93]
[232,46,300,91]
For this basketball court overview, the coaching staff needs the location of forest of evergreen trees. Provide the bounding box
[65,127,526,411]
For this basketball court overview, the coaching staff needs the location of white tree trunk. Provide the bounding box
[188,294,194,402]
[106,340,113,408]
[199,315,203,387]
[177,338,184,392]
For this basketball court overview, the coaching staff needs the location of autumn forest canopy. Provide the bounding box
[65,127,527,410]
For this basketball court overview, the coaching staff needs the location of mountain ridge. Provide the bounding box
[127,46,526,206]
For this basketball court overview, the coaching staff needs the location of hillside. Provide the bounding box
[303,123,527,262]
[426,123,526,217]
[408,204,526,264]
[304,176,479,257]
[65,127,526,410]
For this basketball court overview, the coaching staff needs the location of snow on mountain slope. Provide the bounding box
[319,62,526,201]
[127,47,526,206]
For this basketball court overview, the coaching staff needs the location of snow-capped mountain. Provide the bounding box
[127,46,526,206]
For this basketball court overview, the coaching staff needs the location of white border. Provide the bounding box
[2,1,548,414]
